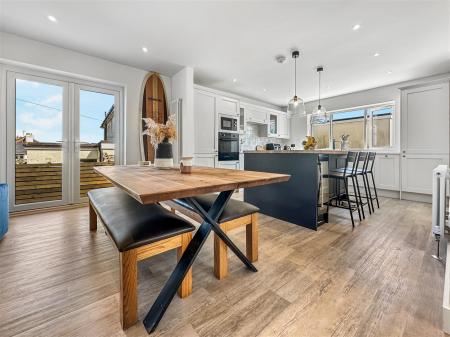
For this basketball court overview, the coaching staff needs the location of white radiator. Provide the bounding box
[432,165,449,237]
[432,165,450,333]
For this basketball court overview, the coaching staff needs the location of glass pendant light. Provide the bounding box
[287,50,306,116]
[311,66,327,122]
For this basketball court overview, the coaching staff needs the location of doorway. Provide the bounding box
[6,70,122,211]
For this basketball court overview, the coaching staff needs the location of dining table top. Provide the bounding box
[94,165,291,205]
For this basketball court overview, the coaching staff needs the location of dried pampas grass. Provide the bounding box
[142,114,177,148]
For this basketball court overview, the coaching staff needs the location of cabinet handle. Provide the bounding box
[402,155,406,158]
[384,155,388,158]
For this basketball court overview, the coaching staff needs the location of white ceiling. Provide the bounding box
[1,1,449,106]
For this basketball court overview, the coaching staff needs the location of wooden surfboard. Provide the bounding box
[141,73,168,162]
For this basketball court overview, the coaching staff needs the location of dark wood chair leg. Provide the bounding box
[89,202,97,231]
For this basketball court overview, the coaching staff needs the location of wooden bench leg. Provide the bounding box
[120,249,138,329]
[89,201,97,232]
[214,225,228,280]
[177,232,193,298]
[246,213,258,262]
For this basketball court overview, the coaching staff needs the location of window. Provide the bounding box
[311,102,394,149]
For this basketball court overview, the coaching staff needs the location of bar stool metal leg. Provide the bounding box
[344,177,355,227]
[364,172,375,212]
[354,175,365,219]
[369,171,380,209]
[351,175,362,221]
[361,173,372,214]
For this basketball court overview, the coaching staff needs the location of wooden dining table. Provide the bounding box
[94,165,290,334]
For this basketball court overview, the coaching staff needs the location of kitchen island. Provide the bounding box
[244,150,347,230]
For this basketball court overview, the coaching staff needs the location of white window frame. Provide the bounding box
[310,101,396,150]
[2,64,124,211]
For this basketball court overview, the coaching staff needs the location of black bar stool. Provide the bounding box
[323,151,361,227]
[366,152,380,209]
[354,152,372,217]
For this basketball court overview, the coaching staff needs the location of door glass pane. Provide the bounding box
[371,106,393,148]
[79,90,115,198]
[15,78,63,205]
[331,109,365,149]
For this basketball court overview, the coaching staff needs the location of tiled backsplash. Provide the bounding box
[240,123,290,151]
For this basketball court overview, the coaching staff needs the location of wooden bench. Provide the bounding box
[88,187,195,329]
[164,194,259,280]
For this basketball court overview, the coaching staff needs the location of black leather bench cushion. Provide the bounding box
[88,187,195,252]
[174,193,259,223]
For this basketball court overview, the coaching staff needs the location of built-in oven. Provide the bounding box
[219,115,238,133]
[218,132,239,161]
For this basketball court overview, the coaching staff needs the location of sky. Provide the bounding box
[16,79,114,143]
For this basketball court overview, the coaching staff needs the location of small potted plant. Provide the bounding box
[341,134,350,150]
[142,115,177,168]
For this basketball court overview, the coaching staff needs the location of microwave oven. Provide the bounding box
[219,115,238,133]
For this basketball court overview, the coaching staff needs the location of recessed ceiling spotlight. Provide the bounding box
[352,24,361,31]
[373,52,380,57]
[232,78,238,83]
[263,88,267,92]
[47,15,57,23]
[387,70,392,74]
[142,46,148,53]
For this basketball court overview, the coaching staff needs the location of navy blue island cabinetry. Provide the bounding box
[244,150,347,230]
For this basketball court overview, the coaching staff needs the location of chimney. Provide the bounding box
[25,133,34,143]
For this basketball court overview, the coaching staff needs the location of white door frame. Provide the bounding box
[5,66,124,211]
[6,71,70,211]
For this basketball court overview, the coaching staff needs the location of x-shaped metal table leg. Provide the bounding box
[143,190,258,333]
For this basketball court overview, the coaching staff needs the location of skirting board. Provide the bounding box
[373,188,432,204]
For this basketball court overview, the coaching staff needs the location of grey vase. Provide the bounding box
[154,138,174,168]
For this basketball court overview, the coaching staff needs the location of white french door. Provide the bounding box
[73,84,120,204]
[6,69,122,211]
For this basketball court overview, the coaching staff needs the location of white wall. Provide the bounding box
[0,32,172,184]
[172,67,194,157]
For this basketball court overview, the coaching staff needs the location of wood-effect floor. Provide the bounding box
[0,197,445,337]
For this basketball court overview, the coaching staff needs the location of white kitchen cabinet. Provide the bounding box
[239,153,244,170]
[217,161,240,170]
[399,81,449,195]
[268,113,278,137]
[194,90,217,154]
[401,82,449,155]
[373,153,400,191]
[246,107,267,124]
[217,97,239,117]
[401,154,449,194]
[278,114,290,139]
[194,154,218,168]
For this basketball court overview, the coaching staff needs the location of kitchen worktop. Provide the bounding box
[244,150,348,155]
